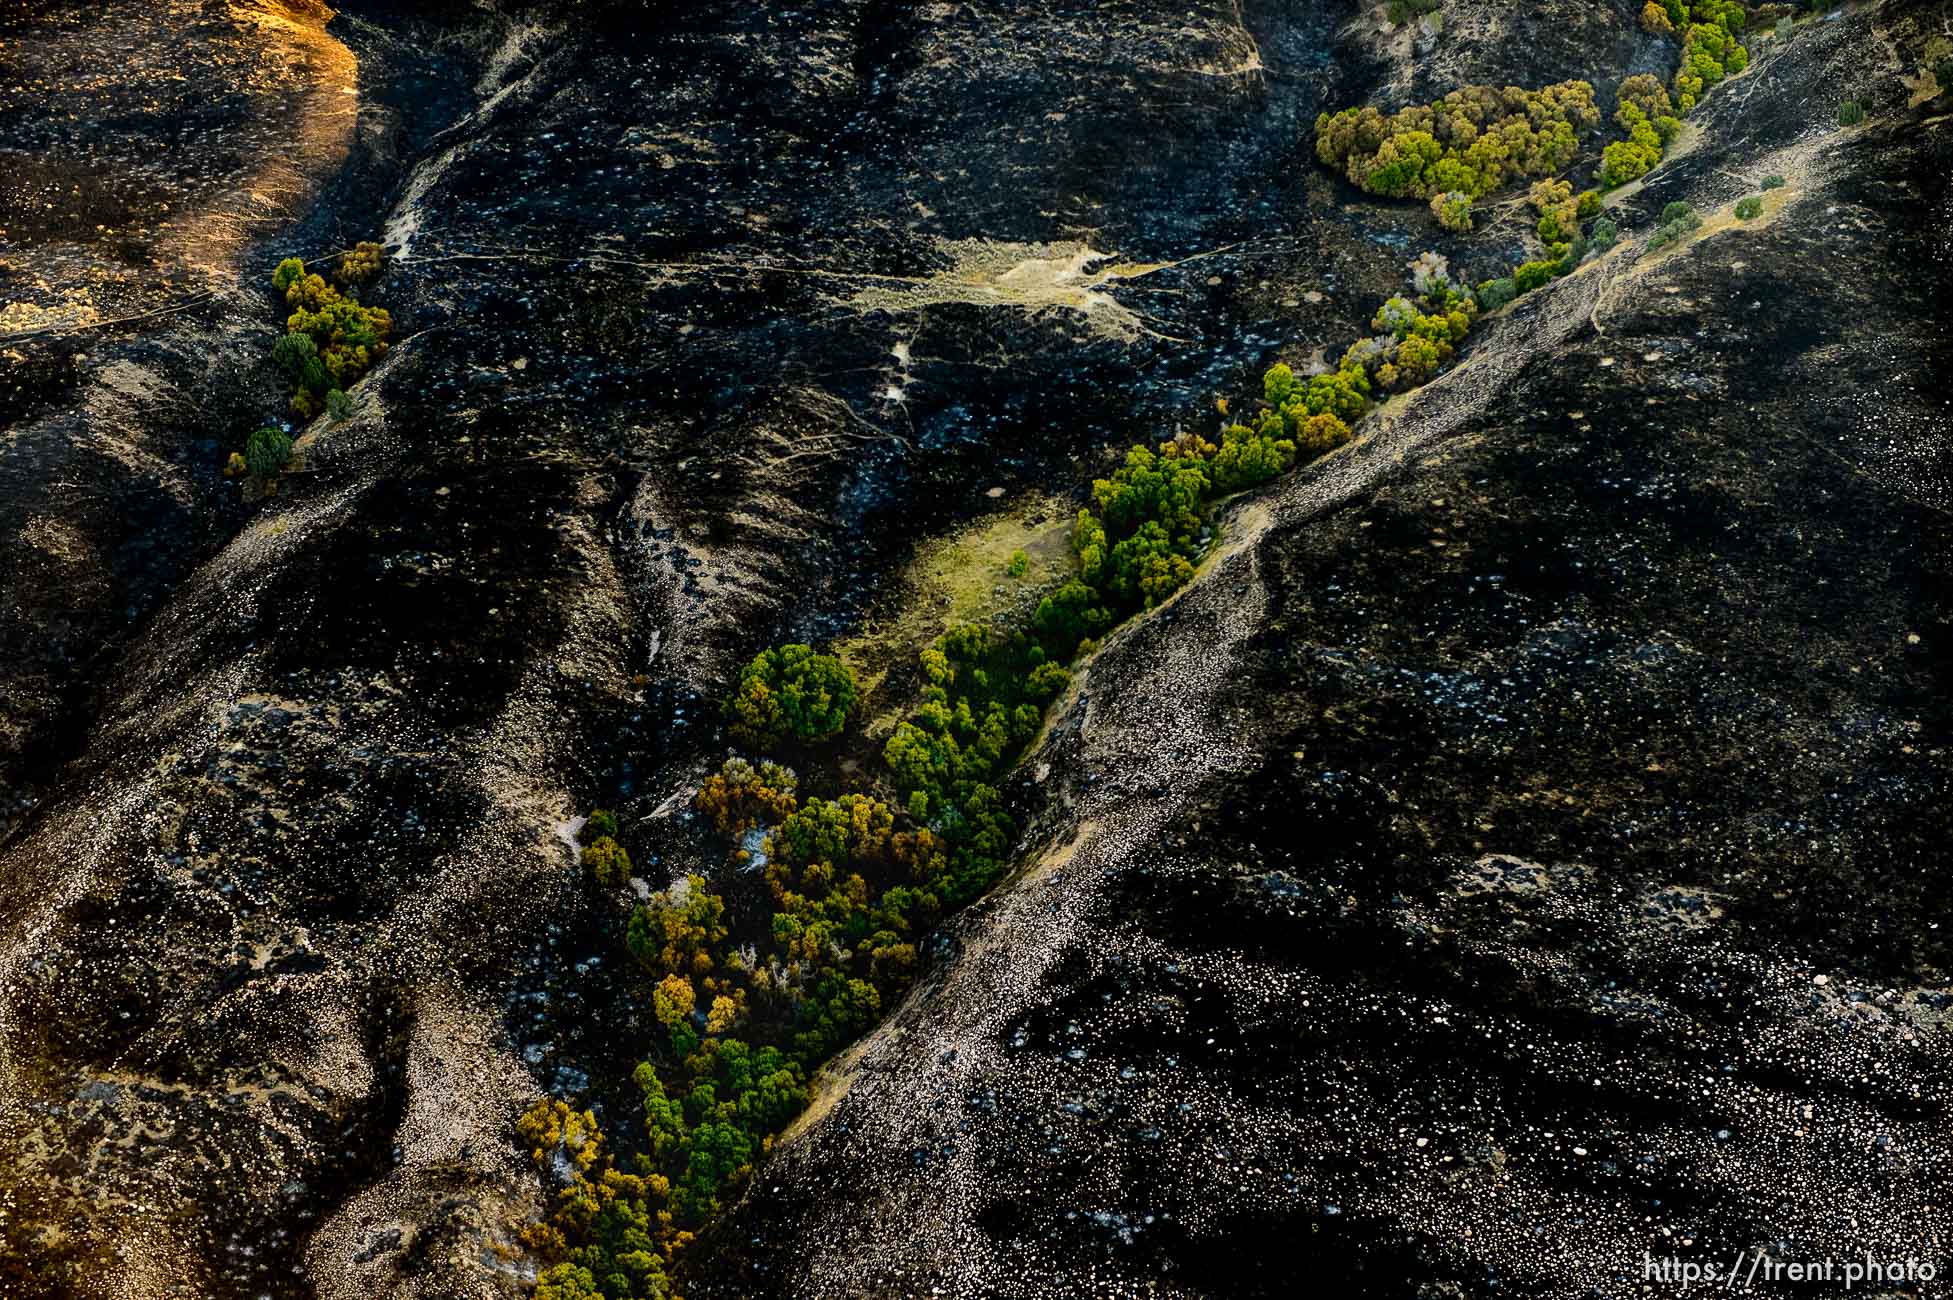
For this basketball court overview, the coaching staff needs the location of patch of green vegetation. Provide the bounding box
[1605,3,1745,194]
[520,242,1511,1295]
[1646,200,1704,251]
[1672,0,1749,111]
[833,496,1076,735]
[1602,74,1683,187]
[1837,98,1865,126]
[725,645,859,749]
[1734,194,1763,220]
[1385,0,1440,26]
[1428,189,1473,232]
[244,426,292,481]
[268,241,391,420]
[1314,81,1599,201]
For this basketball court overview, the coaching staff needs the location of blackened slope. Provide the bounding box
[686,6,1953,1297]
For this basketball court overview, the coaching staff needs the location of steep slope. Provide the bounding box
[686,4,1953,1296]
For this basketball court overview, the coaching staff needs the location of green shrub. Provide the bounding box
[1646,202,1702,251]
[1734,194,1763,220]
[334,240,384,287]
[1936,59,1953,95]
[1006,549,1029,578]
[581,836,632,887]
[1033,580,1113,660]
[1837,99,1865,126]
[1385,0,1439,24]
[326,389,354,421]
[1589,217,1620,252]
[244,426,292,479]
[1513,260,1557,293]
[582,808,620,843]
[1601,133,1661,188]
[1774,15,1791,39]
[1474,277,1518,312]
[725,645,859,749]
[1761,173,1786,189]
[1429,189,1473,232]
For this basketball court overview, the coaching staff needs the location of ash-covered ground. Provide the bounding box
[1,0,1949,1298]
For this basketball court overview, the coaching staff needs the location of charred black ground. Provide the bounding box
[0,0,1948,1298]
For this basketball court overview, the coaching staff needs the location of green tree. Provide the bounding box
[1032,580,1113,661]
[724,644,859,749]
[244,427,292,480]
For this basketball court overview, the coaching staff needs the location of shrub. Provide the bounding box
[244,426,292,479]
[1513,260,1557,293]
[1575,189,1602,220]
[725,645,859,749]
[1430,189,1473,232]
[1385,0,1439,24]
[1837,99,1864,126]
[1601,135,1660,188]
[1734,194,1763,219]
[1474,277,1518,312]
[1936,59,1953,95]
[224,451,248,478]
[1033,580,1113,660]
[696,758,798,839]
[1775,15,1792,39]
[326,389,354,421]
[1761,173,1786,189]
[1589,217,1619,252]
[582,809,621,842]
[581,836,632,887]
[1405,249,1469,306]
[1529,178,1579,245]
[1673,14,1748,109]
[1006,549,1029,578]
[1616,74,1674,126]
[1646,202,1702,251]
[1642,0,1674,33]
[334,240,385,288]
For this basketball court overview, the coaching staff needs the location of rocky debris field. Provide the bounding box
[0,0,1949,1297]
